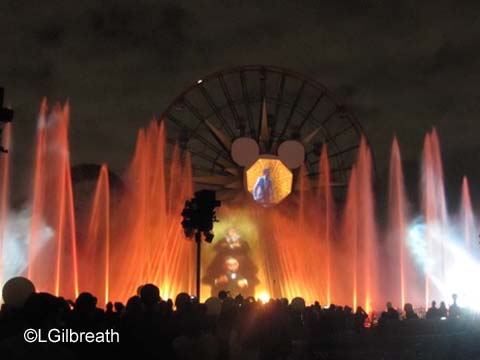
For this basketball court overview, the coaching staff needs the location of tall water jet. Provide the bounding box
[460,176,475,251]
[343,166,358,309]
[421,128,448,307]
[0,123,11,287]
[430,129,447,283]
[28,99,47,282]
[28,102,78,298]
[342,137,377,312]
[108,121,195,301]
[357,138,378,312]
[297,163,309,229]
[318,145,334,305]
[79,164,110,304]
[388,137,408,308]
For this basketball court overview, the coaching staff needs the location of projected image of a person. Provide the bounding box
[214,257,249,292]
[253,167,273,205]
[203,226,259,297]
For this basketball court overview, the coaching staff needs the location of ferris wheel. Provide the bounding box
[160,65,367,202]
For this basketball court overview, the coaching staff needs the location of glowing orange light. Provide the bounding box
[256,291,270,304]
[246,157,292,205]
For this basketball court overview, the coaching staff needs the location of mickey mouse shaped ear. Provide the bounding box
[277,140,305,169]
[231,137,260,167]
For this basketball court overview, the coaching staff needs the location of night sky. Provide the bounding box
[1,0,480,211]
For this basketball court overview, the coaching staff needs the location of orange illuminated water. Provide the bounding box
[343,166,359,309]
[388,137,407,307]
[78,164,110,304]
[421,129,448,307]
[13,103,195,304]
[341,138,378,312]
[318,145,334,306]
[28,102,78,298]
[0,102,476,310]
[0,123,11,287]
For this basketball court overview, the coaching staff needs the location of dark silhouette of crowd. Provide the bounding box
[1,278,480,359]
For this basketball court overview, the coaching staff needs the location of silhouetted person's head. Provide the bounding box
[2,276,35,309]
[140,283,160,307]
[386,302,393,310]
[452,293,458,303]
[24,292,64,329]
[75,292,97,313]
[431,301,437,308]
[218,290,229,300]
[175,292,191,311]
[114,302,124,313]
[125,296,144,320]
[106,302,113,313]
[205,297,222,317]
[291,297,306,312]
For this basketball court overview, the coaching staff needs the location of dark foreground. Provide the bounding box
[1,283,480,359]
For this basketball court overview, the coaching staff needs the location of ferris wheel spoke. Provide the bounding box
[302,127,322,146]
[321,107,343,126]
[327,144,360,159]
[192,175,238,186]
[184,151,229,173]
[240,71,256,138]
[170,97,233,159]
[273,73,286,134]
[218,74,242,132]
[198,84,236,139]
[278,81,306,139]
[296,93,325,133]
[204,119,232,153]
[259,67,266,107]
[331,124,357,139]
[166,113,235,168]
[160,65,366,200]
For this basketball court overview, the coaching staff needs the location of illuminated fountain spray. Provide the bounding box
[0,123,11,287]
[107,121,195,301]
[460,176,475,251]
[2,98,480,310]
[342,137,378,312]
[343,166,358,309]
[1,103,196,304]
[387,137,409,308]
[318,145,334,306]
[28,102,78,298]
[79,165,110,304]
[421,128,448,308]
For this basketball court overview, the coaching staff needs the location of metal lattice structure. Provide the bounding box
[160,65,367,201]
